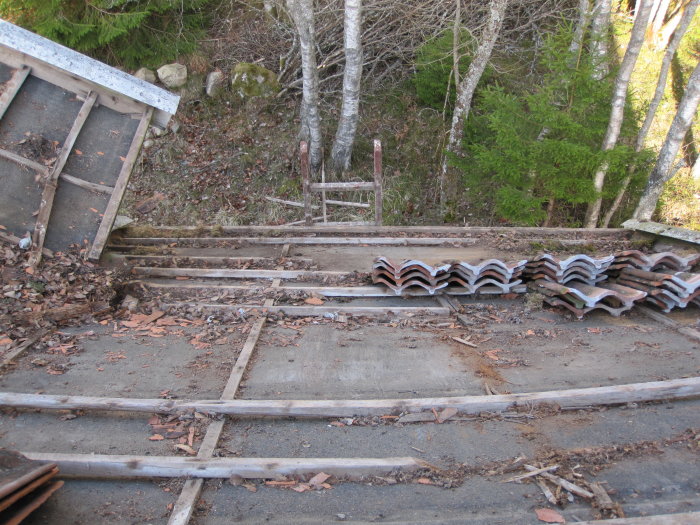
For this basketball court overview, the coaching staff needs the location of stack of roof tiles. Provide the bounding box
[371,257,527,295]
[523,254,614,285]
[609,250,700,273]
[615,268,700,312]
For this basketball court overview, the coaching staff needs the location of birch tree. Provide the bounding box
[286,0,323,170]
[633,59,700,221]
[602,0,698,226]
[589,0,612,79]
[331,0,363,173]
[583,0,653,228]
[440,0,508,206]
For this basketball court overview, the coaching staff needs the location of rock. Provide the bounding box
[157,63,188,88]
[134,67,156,83]
[168,119,181,134]
[142,139,154,149]
[111,215,134,231]
[230,63,280,98]
[18,236,31,250]
[205,70,225,97]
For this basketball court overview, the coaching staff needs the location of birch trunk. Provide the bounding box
[590,0,612,80]
[649,0,672,42]
[583,0,653,228]
[331,0,363,174]
[453,0,462,87]
[440,0,508,207]
[633,59,700,221]
[569,0,591,59]
[602,0,698,226]
[287,0,323,171]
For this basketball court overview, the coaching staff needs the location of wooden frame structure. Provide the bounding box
[0,20,179,263]
[302,140,383,226]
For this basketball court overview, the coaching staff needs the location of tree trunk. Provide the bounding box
[331,0,363,174]
[569,0,591,59]
[633,58,700,221]
[648,0,672,42]
[453,0,462,87]
[590,0,612,80]
[601,0,698,227]
[440,0,508,208]
[287,0,323,171]
[583,0,653,228]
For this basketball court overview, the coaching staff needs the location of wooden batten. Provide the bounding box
[88,107,154,261]
[28,91,98,267]
[2,376,698,417]
[0,65,31,120]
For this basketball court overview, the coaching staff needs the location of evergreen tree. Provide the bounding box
[1,0,211,68]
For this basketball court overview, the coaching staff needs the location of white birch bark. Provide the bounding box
[601,0,698,226]
[331,0,363,173]
[649,0,672,41]
[453,0,462,87]
[569,0,591,59]
[287,0,323,170]
[583,0,653,228]
[440,0,508,205]
[590,0,612,80]
[633,59,700,221]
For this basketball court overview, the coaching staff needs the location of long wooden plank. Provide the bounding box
[0,147,114,194]
[109,254,313,265]
[3,376,698,417]
[575,512,700,525]
[310,182,375,191]
[118,236,479,246]
[88,106,153,261]
[132,267,350,279]
[133,281,525,297]
[168,315,268,525]
[161,304,451,317]
[637,306,700,342]
[28,91,98,267]
[0,65,30,120]
[116,225,628,236]
[0,232,53,258]
[20,454,425,480]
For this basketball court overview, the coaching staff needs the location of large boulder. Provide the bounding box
[157,63,188,88]
[230,63,280,98]
[205,70,225,97]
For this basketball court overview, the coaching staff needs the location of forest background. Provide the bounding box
[1,0,698,230]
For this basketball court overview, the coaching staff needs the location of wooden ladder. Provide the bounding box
[301,140,383,226]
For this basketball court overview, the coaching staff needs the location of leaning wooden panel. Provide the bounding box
[88,107,153,261]
[20,454,426,480]
[2,376,698,417]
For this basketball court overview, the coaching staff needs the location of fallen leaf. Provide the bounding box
[304,297,324,305]
[484,349,501,361]
[97,151,104,156]
[308,472,331,486]
[174,444,197,455]
[0,337,13,345]
[292,483,311,493]
[437,407,458,423]
[74,149,82,155]
[242,482,257,493]
[264,481,295,486]
[149,434,165,441]
[587,327,602,334]
[535,508,566,523]
[120,156,126,161]
[25,266,35,275]
[89,208,98,213]
[415,477,435,485]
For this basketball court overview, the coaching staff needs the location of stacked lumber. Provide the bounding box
[371,257,526,295]
[0,451,62,524]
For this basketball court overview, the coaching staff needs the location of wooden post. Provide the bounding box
[301,141,312,226]
[374,139,383,226]
[28,91,98,268]
[0,65,31,121]
[88,106,153,261]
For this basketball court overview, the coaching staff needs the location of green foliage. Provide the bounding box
[1,0,211,68]
[413,29,492,112]
[451,25,651,226]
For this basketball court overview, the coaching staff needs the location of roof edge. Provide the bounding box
[0,19,180,119]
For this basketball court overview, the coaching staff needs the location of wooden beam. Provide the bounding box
[168,315,268,525]
[574,512,700,525]
[109,254,313,265]
[132,267,350,279]
[0,332,46,370]
[374,139,382,226]
[88,107,153,261]
[117,237,479,246]
[131,281,525,297]
[3,376,698,417]
[20,453,425,480]
[0,147,114,194]
[301,141,312,226]
[0,65,30,120]
[28,91,98,267]
[636,306,700,342]
[161,303,451,317]
[310,182,375,191]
